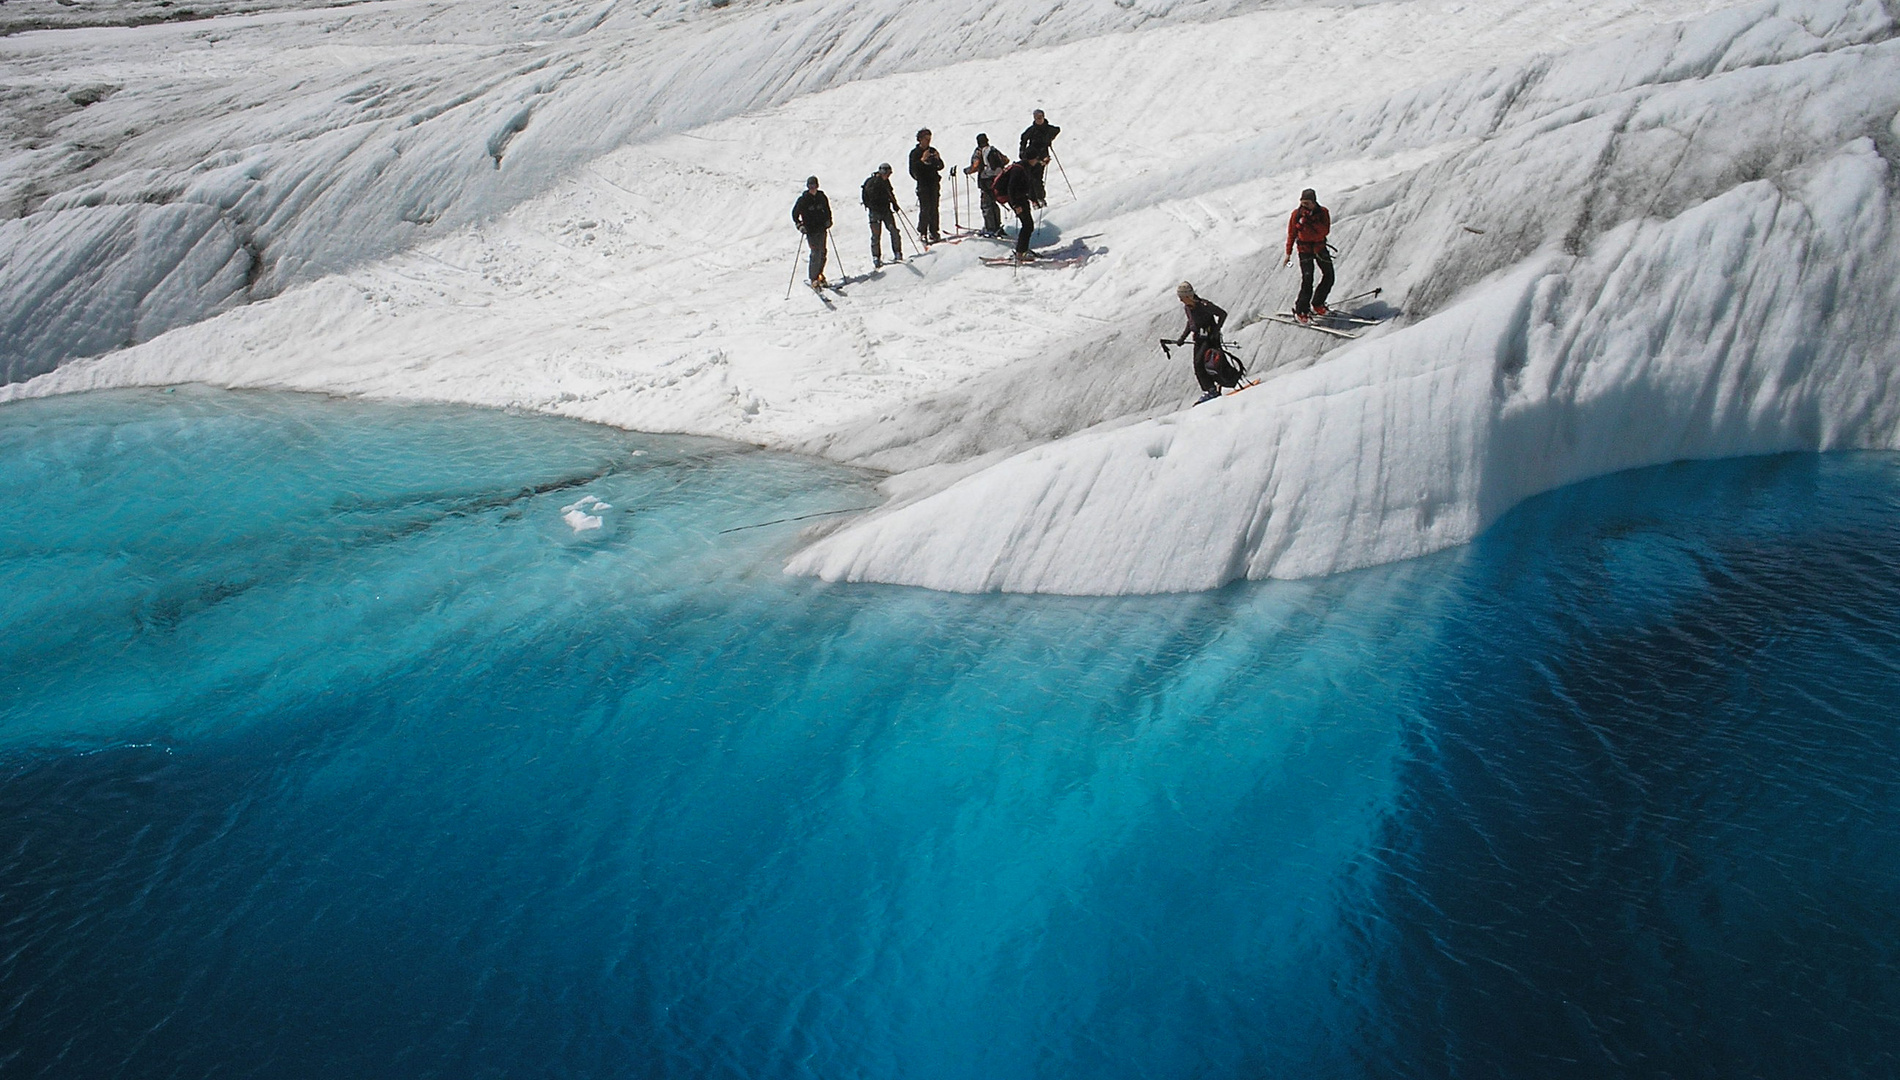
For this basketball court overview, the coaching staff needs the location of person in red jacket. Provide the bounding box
[1283,188,1333,321]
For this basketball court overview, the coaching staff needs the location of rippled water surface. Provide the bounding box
[2,389,1898,1079]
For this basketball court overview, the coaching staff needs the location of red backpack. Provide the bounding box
[990,164,1016,203]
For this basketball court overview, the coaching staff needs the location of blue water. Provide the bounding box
[2,388,1898,1079]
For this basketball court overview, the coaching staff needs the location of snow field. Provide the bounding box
[6,0,1734,440]
[6,0,1898,594]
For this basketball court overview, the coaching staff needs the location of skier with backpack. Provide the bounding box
[1168,282,1240,404]
[1283,188,1334,321]
[992,152,1041,260]
[791,176,833,288]
[861,163,904,268]
[965,134,1008,237]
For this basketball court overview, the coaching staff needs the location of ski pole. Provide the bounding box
[951,171,961,232]
[829,229,848,284]
[1050,148,1075,199]
[896,203,924,249]
[784,233,804,299]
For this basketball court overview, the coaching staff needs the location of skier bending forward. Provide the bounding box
[1171,282,1239,404]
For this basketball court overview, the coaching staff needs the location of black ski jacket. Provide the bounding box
[1179,298,1227,349]
[908,144,944,187]
[1019,120,1060,159]
[792,190,832,233]
[861,174,899,214]
[995,162,1034,207]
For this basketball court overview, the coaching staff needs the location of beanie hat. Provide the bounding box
[878,163,892,173]
[1176,282,1196,298]
[806,176,819,187]
[1300,188,1317,201]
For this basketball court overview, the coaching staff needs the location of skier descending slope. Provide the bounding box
[992,153,1041,261]
[1283,188,1334,322]
[1019,109,1060,207]
[791,176,833,289]
[1169,282,1240,404]
[861,164,905,268]
[909,129,945,244]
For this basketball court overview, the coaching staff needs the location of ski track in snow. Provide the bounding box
[5,0,1900,593]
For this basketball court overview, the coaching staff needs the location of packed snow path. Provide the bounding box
[5,0,1900,593]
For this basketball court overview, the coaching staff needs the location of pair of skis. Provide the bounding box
[980,252,1082,268]
[805,274,854,307]
[980,238,1098,269]
[1261,288,1389,339]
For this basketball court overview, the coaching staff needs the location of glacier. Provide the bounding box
[3,0,1899,593]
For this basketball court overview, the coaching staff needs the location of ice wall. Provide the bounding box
[6,0,1899,597]
[790,0,1900,593]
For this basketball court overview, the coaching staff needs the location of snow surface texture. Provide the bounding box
[0,0,1324,384]
[6,0,1900,593]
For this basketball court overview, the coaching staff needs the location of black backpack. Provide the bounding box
[861,175,880,209]
[1203,346,1243,388]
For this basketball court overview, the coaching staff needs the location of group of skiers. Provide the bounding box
[790,110,1064,287]
[792,116,1341,406]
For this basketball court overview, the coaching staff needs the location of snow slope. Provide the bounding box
[790,0,1900,592]
[5,0,1899,594]
[0,0,1337,385]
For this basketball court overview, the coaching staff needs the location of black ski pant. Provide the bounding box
[869,210,903,262]
[1011,201,1034,255]
[1028,161,1048,204]
[1296,248,1335,314]
[805,229,828,283]
[916,182,941,240]
[979,183,1002,234]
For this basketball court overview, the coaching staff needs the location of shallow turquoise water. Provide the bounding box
[1,388,1897,1078]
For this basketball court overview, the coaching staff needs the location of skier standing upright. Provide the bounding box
[861,163,904,268]
[1170,282,1236,404]
[965,134,1008,237]
[1018,109,1060,206]
[791,176,832,288]
[1283,188,1333,321]
[908,128,945,244]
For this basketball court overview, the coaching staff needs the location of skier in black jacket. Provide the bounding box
[1018,109,1060,206]
[908,128,945,243]
[993,153,1040,259]
[1170,282,1235,403]
[861,163,904,267]
[791,176,833,287]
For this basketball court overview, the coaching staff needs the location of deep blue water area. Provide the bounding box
[2,388,1898,1079]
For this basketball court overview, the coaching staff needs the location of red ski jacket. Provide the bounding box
[1286,204,1330,255]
